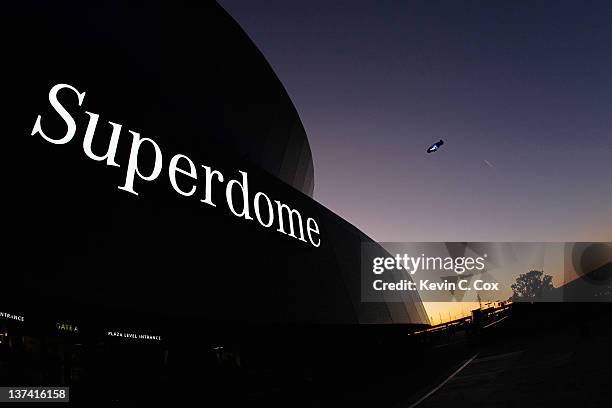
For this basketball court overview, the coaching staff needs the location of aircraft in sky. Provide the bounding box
[427,139,444,153]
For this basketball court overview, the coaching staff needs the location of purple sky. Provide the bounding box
[219,1,612,242]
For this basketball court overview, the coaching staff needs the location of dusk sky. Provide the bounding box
[220,1,611,243]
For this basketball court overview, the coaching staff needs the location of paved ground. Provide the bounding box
[398,326,612,408]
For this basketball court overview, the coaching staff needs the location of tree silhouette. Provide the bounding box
[511,270,554,300]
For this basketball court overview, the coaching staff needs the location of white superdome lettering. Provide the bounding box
[31,83,86,144]
[29,82,322,248]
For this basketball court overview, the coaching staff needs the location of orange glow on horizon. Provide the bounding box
[423,301,492,325]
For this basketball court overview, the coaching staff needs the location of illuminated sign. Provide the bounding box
[30,83,322,248]
[107,331,161,341]
[56,322,79,333]
[0,312,24,322]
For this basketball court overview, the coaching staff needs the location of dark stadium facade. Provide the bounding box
[3,1,428,401]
